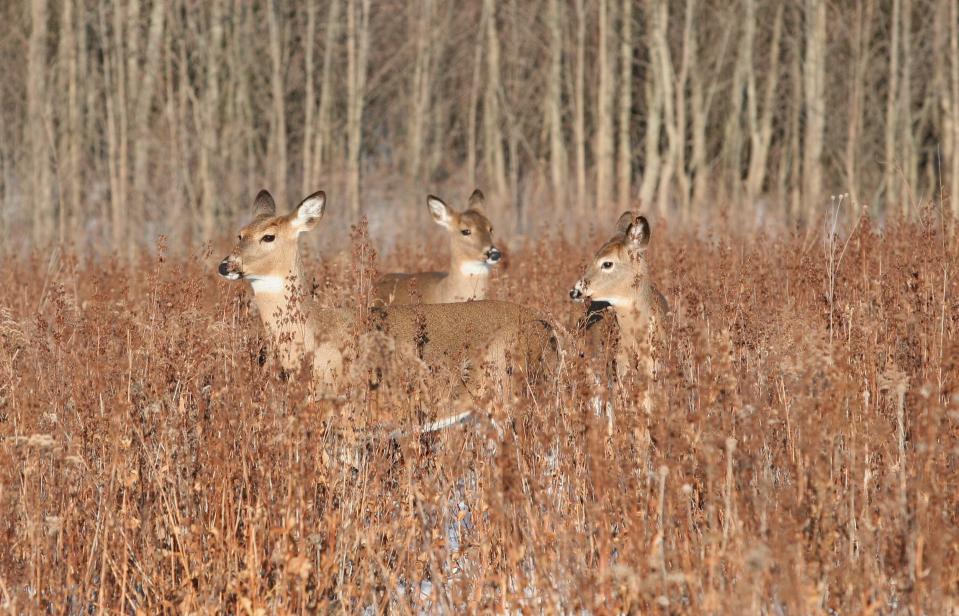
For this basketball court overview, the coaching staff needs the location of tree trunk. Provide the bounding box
[346,0,371,215]
[745,2,783,203]
[301,0,317,196]
[616,0,632,211]
[595,0,614,211]
[482,0,507,198]
[28,0,51,246]
[268,1,288,208]
[653,0,676,216]
[58,0,79,242]
[201,0,223,241]
[951,0,959,216]
[802,0,826,217]
[573,0,587,214]
[845,0,875,206]
[466,2,486,190]
[311,0,341,188]
[546,0,567,207]
[899,0,914,212]
[882,0,901,210]
[408,0,433,181]
[638,3,663,210]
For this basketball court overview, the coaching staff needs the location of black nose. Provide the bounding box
[218,260,230,276]
[569,288,582,300]
[487,247,502,262]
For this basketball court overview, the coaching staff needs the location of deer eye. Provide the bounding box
[261,234,276,243]
[601,261,614,270]
[461,229,472,236]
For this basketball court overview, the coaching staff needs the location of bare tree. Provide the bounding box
[803,0,826,216]
[744,2,783,203]
[310,0,341,190]
[268,1,288,209]
[546,0,567,208]
[573,0,587,213]
[483,0,507,198]
[346,0,371,215]
[407,0,434,182]
[594,0,614,211]
[616,0,632,211]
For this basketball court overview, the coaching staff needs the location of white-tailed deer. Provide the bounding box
[218,189,555,429]
[374,190,501,304]
[570,212,669,379]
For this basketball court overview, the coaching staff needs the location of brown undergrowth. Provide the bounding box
[0,211,957,613]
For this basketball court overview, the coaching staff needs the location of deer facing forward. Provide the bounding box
[374,190,501,305]
[570,213,669,378]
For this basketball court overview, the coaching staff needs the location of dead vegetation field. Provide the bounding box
[1,210,958,613]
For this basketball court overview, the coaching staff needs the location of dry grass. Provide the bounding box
[1,209,958,613]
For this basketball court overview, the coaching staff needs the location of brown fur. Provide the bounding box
[374,190,501,304]
[220,190,555,409]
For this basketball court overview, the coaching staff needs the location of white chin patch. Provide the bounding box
[223,272,241,281]
[460,261,491,276]
[247,276,286,294]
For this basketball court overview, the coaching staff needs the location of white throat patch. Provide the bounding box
[247,276,287,294]
[459,261,491,276]
[596,296,632,308]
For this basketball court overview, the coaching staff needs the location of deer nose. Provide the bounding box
[486,247,502,263]
[218,260,230,277]
[569,287,583,300]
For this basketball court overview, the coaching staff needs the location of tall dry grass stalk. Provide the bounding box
[0,210,956,611]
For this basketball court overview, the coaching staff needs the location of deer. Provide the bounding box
[374,189,501,305]
[218,189,556,433]
[569,212,670,388]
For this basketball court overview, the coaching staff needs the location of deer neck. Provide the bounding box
[447,245,491,300]
[247,259,315,368]
[612,283,658,349]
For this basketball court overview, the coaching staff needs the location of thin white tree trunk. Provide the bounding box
[28,0,51,245]
[408,0,433,181]
[845,0,875,206]
[132,0,165,245]
[466,2,487,190]
[546,0,567,207]
[616,0,632,211]
[951,0,959,216]
[653,0,676,216]
[201,0,223,241]
[803,0,826,216]
[269,1,288,208]
[482,0,507,197]
[58,0,79,241]
[639,3,663,209]
[346,0,371,215]
[883,0,901,210]
[899,0,914,212]
[311,0,341,187]
[573,0,587,214]
[595,0,614,211]
[301,0,317,196]
[745,2,783,202]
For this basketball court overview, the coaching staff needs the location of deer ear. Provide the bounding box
[614,211,635,235]
[626,216,650,250]
[467,188,485,210]
[253,190,277,217]
[427,195,455,228]
[292,190,326,233]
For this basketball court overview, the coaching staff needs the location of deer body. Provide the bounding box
[374,190,501,304]
[220,190,554,405]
